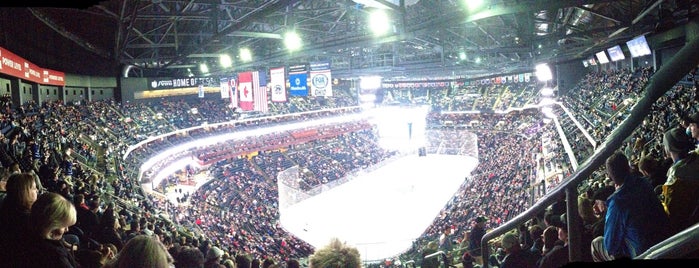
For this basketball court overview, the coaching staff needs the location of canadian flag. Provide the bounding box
[238,72,254,111]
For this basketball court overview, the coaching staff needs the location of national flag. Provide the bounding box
[229,78,237,108]
[253,71,268,113]
[270,67,286,102]
[238,72,254,111]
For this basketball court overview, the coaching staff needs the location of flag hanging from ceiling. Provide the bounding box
[289,64,308,96]
[229,78,237,108]
[220,77,230,99]
[253,70,268,113]
[238,72,254,111]
[270,67,286,102]
[310,61,332,96]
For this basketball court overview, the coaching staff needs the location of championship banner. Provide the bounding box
[198,85,205,98]
[270,67,286,102]
[238,72,254,111]
[220,77,230,99]
[253,71,268,113]
[519,73,524,83]
[309,61,332,97]
[524,73,531,82]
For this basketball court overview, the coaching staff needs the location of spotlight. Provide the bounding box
[369,9,390,36]
[536,64,552,81]
[240,48,252,62]
[199,63,209,74]
[284,31,302,51]
[219,54,232,68]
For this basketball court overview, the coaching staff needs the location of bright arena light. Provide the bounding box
[369,9,391,36]
[370,106,429,152]
[540,87,554,97]
[541,106,556,118]
[539,97,555,106]
[239,48,252,62]
[219,54,232,68]
[360,76,383,90]
[199,63,209,73]
[284,31,302,51]
[465,0,484,11]
[536,63,552,81]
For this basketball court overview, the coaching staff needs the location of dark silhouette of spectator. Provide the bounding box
[421,241,439,268]
[468,216,487,265]
[0,172,38,265]
[95,211,124,251]
[236,254,252,268]
[538,213,569,268]
[499,232,538,268]
[174,246,205,268]
[528,225,544,257]
[205,246,225,268]
[661,126,699,234]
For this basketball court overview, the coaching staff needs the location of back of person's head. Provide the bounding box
[500,232,520,252]
[3,172,37,211]
[106,235,173,268]
[174,246,204,268]
[638,155,659,176]
[74,193,85,206]
[309,238,361,268]
[235,254,252,268]
[606,152,630,185]
[29,192,77,240]
[528,225,543,240]
[262,258,275,268]
[663,126,694,157]
[286,259,300,268]
[542,226,559,249]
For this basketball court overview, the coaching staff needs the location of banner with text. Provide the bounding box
[309,61,332,97]
[270,67,286,102]
[288,64,308,97]
[0,46,65,86]
[147,77,218,90]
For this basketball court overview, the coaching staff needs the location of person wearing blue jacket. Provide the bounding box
[591,152,671,261]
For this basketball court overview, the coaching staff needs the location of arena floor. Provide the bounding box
[279,153,478,261]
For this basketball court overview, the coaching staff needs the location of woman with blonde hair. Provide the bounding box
[0,172,39,264]
[27,192,78,268]
[105,235,174,268]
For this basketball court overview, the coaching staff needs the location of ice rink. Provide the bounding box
[279,153,478,261]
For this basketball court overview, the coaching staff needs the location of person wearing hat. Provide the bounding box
[468,216,488,265]
[662,126,699,234]
[204,246,225,268]
[498,232,538,268]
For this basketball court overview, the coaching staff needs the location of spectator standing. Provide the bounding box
[661,127,699,234]
[468,216,487,266]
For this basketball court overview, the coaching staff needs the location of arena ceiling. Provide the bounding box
[1,0,695,80]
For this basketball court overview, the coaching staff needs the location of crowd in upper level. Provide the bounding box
[1,62,699,267]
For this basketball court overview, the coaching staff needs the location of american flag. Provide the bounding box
[252,71,268,113]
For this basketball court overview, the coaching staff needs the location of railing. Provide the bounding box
[479,18,699,266]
